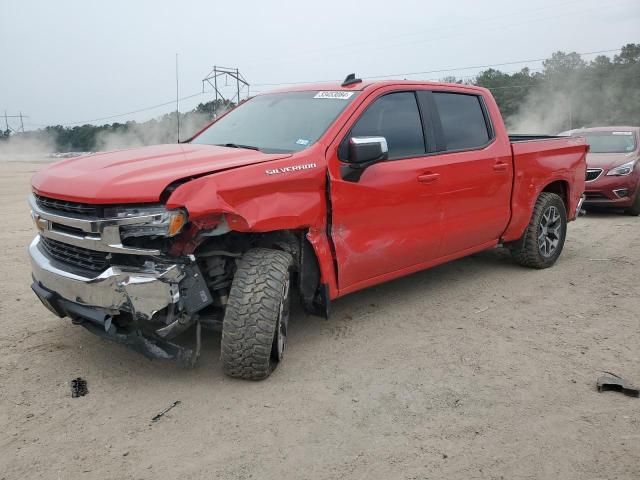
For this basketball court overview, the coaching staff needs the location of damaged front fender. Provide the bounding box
[165,150,327,232]
[164,150,340,298]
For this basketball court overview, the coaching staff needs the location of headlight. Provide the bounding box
[606,160,636,176]
[103,205,187,239]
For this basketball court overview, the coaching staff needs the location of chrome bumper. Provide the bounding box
[29,236,184,320]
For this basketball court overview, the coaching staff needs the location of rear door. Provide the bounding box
[327,89,444,292]
[426,91,513,256]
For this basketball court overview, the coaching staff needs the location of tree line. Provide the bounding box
[2,43,639,152]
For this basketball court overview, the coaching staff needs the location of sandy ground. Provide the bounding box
[0,160,638,480]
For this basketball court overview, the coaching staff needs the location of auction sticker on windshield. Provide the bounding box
[314,91,354,100]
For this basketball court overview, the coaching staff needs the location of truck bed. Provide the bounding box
[500,135,588,243]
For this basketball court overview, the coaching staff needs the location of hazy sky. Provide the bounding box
[1,0,638,129]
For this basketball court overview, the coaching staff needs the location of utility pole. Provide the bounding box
[202,66,250,116]
[175,53,180,143]
[1,112,29,134]
[236,68,240,105]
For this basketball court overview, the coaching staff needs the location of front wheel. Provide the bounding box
[509,192,567,269]
[624,190,640,216]
[221,248,293,380]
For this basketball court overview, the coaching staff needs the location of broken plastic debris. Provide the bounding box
[151,400,182,422]
[596,372,639,398]
[70,377,88,398]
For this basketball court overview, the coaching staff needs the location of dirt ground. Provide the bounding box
[1,160,638,480]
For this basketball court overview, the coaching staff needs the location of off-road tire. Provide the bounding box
[624,191,640,216]
[509,192,567,269]
[221,248,293,380]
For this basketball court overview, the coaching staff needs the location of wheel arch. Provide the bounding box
[193,227,331,318]
[541,180,570,212]
[502,179,571,243]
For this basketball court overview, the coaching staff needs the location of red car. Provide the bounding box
[29,77,587,379]
[560,126,640,215]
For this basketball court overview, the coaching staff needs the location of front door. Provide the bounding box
[327,90,444,293]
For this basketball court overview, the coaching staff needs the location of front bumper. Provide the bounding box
[31,280,196,363]
[29,235,213,363]
[584,172,639,208]
[29,236,184,320]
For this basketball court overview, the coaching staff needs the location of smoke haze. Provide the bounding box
[95,111,212,151]
[503,48,640,133]
[0,131,57,161]
[0,102,231,160]
[2,45,639,158]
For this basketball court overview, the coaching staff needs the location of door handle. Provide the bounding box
[417,173,440,184]
[493,162,509,172]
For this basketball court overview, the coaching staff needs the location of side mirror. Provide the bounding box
[348,136,389,164]
[341,136,388,182]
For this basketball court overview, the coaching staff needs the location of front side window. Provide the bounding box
[192,91,358,153]
[433,92,490,151]
[349,92,425,159]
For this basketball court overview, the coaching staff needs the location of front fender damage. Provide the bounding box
[165,163,326,254]
[163,161,339,306]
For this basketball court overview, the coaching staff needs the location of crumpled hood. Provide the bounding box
[587,151,638,170]
[31,144,291,204]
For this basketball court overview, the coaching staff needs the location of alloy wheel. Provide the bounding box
[538,205,562,257]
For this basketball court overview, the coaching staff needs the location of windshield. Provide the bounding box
[582,131,637,153]
[191,90,358,153]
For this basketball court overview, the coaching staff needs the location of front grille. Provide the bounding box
[40,237,109,273]
[35,195,100,217]
[586,168,603,182]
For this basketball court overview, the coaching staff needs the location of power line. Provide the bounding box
[31,46,623,128]
[241,0,613,68]
[56,91,207,126]
[253,48,621,87]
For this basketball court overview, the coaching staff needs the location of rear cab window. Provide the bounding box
[432,92,492,151]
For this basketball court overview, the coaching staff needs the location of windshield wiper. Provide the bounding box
[216,143,261,151]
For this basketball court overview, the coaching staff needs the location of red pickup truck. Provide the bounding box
[29,77,587,379]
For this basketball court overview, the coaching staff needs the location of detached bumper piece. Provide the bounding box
[31,280,199,365]
[597,373,639,398]
[576,194,586,217]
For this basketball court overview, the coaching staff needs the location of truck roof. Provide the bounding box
[265,79,488,95]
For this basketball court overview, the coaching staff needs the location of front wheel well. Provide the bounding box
[193,229,326,317]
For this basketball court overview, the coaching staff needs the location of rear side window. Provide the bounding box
[350,92,425,159]
[433,93,490,151]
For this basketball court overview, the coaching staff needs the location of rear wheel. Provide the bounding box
[509,192,567,269]
[221,248,293,380]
